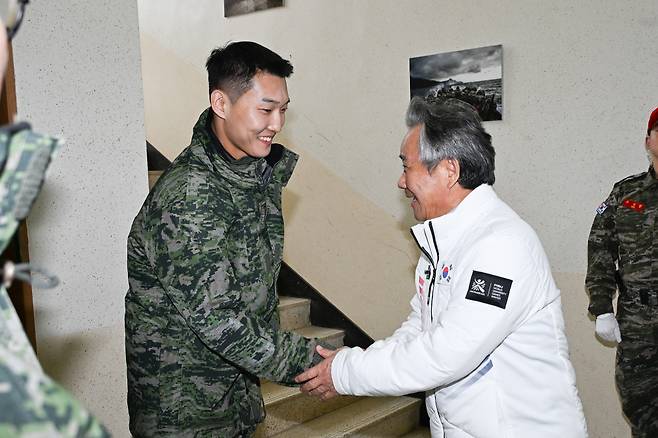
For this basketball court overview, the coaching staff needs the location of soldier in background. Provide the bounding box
[125,42,323,437]
[0,3,109,436]
[586,106,658,437]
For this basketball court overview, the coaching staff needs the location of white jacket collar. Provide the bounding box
[410,184,497,265]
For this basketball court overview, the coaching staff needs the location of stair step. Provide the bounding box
[255,381,359,437]
[295,325,345,348]
[400,426,432,437]
[278,296,311,331]
[271,396,422,437]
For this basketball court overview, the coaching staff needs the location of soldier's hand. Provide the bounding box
[595,313,621,343]
[294,346,339,400]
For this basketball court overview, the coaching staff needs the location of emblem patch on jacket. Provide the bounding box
[465,270,512,309]
[596,201,608,215]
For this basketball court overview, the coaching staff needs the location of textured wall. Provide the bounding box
[12,1,147,435]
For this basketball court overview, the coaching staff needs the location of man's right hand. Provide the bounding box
[595,313,621,343]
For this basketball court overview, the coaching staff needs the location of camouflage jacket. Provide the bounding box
[586,166,658,316]
[0,286,110,437]
[125,108,318,436]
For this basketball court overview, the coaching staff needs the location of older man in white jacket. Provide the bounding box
[296,97,588,438]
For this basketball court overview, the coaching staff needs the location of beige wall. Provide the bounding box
[13,2,147,436]
[137,1,658,436]
[557,272,625,438]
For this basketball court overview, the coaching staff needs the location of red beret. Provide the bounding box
[649,107,658,134]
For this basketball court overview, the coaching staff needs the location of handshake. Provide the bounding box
[294,345,342,400]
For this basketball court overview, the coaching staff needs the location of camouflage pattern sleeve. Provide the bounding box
[0,287,110,437]
[0,361,111,437]
[586,189,619,316]
[147,191,316,385]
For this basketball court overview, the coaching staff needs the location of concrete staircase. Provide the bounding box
[256,296,430,437]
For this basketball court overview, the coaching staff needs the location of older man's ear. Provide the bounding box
[446,158,460,188]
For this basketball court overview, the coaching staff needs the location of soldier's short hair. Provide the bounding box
[206,41,293,102]
[406,97,495,189]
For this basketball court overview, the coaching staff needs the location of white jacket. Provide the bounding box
[331,184,588,438]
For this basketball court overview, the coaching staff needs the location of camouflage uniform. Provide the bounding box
[0,126,109,437]
[586,166,658,437]
[125,108,320,437]
[0,288,110,437]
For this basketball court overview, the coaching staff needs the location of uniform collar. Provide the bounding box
[410,184,497,265]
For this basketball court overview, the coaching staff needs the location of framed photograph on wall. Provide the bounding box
[410,44,503,121]
[224,0,284,17]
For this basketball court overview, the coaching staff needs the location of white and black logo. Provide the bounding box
[465,270,512,309]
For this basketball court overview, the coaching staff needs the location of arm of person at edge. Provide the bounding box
[585,189,619,318]
[149,193,319,385]
[297,234,544,399]
[295,293,424,399]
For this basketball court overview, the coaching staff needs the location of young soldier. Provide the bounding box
[586,106,658,437]
[125,42,321,437]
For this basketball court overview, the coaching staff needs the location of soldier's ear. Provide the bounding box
[210,89,229,120]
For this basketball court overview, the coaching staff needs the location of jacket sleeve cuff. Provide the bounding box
[588,299,614,317]
[330,348,351,395]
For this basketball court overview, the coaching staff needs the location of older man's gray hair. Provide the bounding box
[405,97,495,189]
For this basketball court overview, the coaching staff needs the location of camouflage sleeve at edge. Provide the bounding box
[151,199,316,385]
[585,190,618,316]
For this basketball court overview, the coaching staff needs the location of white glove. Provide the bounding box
[595,313,621,343]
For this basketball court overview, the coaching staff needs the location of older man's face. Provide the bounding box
[397,125,452,221]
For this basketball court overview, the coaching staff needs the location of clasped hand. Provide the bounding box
[294,345,340,400]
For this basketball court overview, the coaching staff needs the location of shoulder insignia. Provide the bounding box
[596,202,608,215]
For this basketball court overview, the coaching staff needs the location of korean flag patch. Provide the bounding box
[465,270,513,309]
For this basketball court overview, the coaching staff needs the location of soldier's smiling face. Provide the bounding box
[213,71,289,159]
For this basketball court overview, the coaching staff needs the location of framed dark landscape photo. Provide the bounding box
[410,44,503,121]
[224,0,283,17]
